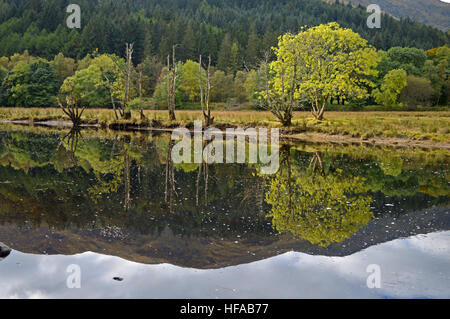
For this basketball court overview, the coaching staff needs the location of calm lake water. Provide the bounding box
[0,125,449,298]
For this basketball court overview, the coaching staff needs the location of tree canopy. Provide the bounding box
[266,22,379,121]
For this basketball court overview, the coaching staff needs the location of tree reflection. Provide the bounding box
[266,147,374,247]
[0,128,446,243]
[164,138,177,212]
[195,139,210,207]
[59,127,82,165]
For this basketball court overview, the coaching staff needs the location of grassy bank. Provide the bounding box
[0,107,449,143]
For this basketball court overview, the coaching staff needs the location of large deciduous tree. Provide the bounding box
[60,54,126,114]
[269,22,379,121]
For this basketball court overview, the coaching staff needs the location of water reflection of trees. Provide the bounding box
[60,128,82,165]
[0,129,447,241]
[266,146,374,247]
[164,138,177,211]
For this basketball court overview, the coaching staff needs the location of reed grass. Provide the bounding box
[0,107,449,142]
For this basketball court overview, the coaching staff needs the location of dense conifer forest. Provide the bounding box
[0,0,448,65]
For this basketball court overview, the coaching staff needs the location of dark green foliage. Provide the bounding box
[0,0,448,66]
[400,75,435,107]
[1,60,58,107]
[378,47,428,78]
[0,65,8,105]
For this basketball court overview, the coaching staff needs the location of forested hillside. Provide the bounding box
[0,0,448,66]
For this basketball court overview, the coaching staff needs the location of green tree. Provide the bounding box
[244,66,267,106]
[139,56,164,96]
[153,65,184,108]
[217,33,232,72]
[246,26,260,67]
[181,60,201,102]
[210,69,233,102]
[0,65,7,82]
[270,23,379,120]
[378,47,427,78]
[51,52,75,85]
[5,60,58,107]
[233,71,248,103]
[60,54,125,108]
[424,46,450,105]
[399,75,435,107]
[373,69,407,106]
[0,56,9,70]
[230,42,241,75]
[0,65,9,105]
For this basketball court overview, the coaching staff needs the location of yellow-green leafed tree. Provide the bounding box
[60,54,126,115]
[181,60,203,102]
[372,69,407,107]
[270,22,379,120]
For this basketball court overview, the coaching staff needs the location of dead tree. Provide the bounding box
[199,55,214,126]
[119,42,133,119]
[167,45,178,121]
[137,66,145,120]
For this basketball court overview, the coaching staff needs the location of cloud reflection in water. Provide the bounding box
[0,231,449,299]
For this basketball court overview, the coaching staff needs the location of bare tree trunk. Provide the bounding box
[57,88,86,127]
[167,54,171,120]
[205,55,213,126]
[199,55,214,126]
[199,55,204,119]
[167,45,177,121]
[138,69,145,120]
[104,76,121,119]
[123,43,133,120]
[311,93,327,120]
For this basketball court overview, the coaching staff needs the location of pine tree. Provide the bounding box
[246,26,261,68]
[230,42,240,75]
[217,33,232,72]
[181,23,196,61]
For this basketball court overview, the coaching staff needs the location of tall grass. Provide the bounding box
[0,107,449,142]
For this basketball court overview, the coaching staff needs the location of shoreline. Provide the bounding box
[2,119,449,150]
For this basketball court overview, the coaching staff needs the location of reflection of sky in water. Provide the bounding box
[0,231,449,299]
